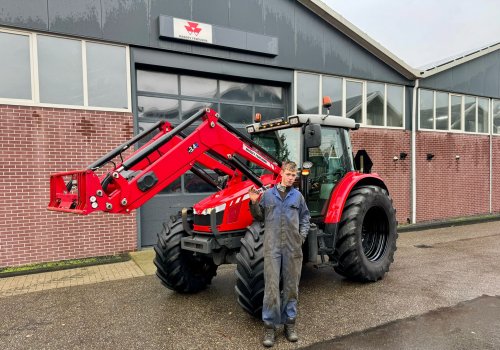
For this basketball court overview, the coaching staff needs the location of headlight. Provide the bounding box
[246,125,255,134]
[289,116,299,125]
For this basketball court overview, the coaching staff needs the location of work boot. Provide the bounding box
[284,320,298,342]
[262,324,275,347]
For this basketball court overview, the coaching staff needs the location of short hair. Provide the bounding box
[281,160,297,172]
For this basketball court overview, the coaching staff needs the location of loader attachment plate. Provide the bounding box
[48,170,102,215]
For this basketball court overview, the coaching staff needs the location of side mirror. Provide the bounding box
[304,124,321,148]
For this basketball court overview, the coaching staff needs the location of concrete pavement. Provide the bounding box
[0,221,499,349]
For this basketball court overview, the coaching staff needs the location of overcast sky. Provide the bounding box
[322,0,500,68]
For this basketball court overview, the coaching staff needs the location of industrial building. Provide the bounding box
[1,0,499,267]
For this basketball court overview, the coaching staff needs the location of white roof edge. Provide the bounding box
[418,42,500,78]
[298,0,419,80]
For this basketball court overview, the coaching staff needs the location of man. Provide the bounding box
[248,160,311,347]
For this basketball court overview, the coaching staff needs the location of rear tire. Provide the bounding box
[154,217,217,293]
[334,185,397,281]
[235,222,265,317]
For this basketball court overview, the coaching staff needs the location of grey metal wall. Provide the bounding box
[420,50,500,98]
[0,0,409,85]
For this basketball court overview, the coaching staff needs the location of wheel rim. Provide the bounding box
[361,206,389,261]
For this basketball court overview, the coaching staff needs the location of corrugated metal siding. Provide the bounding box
[420,50,500,98]
[0,0,410,84]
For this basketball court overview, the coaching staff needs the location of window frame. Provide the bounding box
[0,27,131,112]
[418,88,491,135]
[294,71,405,130]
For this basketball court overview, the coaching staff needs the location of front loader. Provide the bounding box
[48,103,397,317]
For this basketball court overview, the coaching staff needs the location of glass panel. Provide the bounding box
[251,128,301,165]
[419,90,434,129]
[255,85,283,104]
[450,95,462,130]
[184,172,217,193]
[220,80,252,101]
[307,127,352,216]
[366,82,384,126]
[87,43,127,108]
[346,81,363,123]
[137,96,179,120]
[180,75,217,98]
[38,35,83,105]
[493,100,500,134]
[220,104,252,124]
[322,76,342,116]
[464,96,476,132]
[0,32,31,100]
[181,100,217,120]
[160,176,182,194]
[296,72,319,114]
[435,92,449,130]
[477,98,489,133]
[387,85,404,127]
[137,70,178,95]
[255,106,285,121]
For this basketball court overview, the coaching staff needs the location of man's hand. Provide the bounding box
[248,186,261,204]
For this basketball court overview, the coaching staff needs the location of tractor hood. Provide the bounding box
[192,174,275,232]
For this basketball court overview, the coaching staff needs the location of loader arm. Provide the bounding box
[48,108,281,215]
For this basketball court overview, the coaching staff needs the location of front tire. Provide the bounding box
[334,185,397,281]
[235,222,265,317]
[154,217,217,293]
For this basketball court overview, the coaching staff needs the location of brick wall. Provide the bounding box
[351,128,411,225]
[492,136,500,214]
[416,132,490,222]
[0,105,137,268]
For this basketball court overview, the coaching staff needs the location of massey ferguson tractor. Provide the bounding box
[48,99,397,317]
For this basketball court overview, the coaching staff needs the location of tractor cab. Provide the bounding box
[246,101,358,217]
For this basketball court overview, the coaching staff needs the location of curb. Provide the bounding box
[398,214,500,233]
[0,254,131,279]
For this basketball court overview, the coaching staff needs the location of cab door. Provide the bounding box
[305,127,354,217]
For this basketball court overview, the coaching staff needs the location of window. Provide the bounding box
[297,72,319,114]
[322,76,342,116]
[295,72,405,129]
[0,29,129,110]
[450,95,462,130]
[86,42,128,109]
[387,85,404,127]
[366,82,384,126]
[419,89,490,134]
[493,100,500,134]
[0,31,31,100]
[38,35,84,105]
[419,89,434,129]
[346,80,363,123]
[464,96,476,132]
[435,92,449,130]
[478,98,489,134]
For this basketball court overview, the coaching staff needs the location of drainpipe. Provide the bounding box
[490,101,492,214]
[411,79,419,224]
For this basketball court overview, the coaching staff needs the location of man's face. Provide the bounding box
[281,168,297,187]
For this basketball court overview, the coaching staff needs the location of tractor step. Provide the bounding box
[313,261,338,269]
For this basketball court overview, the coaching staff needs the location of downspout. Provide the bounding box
[490,101,492,214]
[411,79,419,224]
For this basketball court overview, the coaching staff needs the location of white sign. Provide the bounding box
[173,18,213,44]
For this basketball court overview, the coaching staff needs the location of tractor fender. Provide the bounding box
[324,171,388,224]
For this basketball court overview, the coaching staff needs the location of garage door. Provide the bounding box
[135,69,288,246]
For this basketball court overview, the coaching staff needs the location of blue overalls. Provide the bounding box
[250,186,311,326]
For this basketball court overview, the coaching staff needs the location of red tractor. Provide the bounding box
[49,102,397,317]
